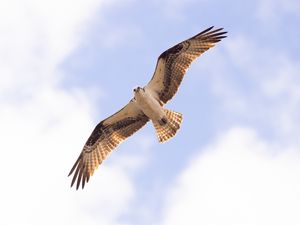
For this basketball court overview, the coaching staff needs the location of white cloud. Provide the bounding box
[0,0,148,224]
[0,0,102,93]
[160,127,300,225]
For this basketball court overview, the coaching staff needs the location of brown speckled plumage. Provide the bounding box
[147,26,227,103]
[68,103,149,190]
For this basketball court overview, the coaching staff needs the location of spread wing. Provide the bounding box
[146,26,227,104]
[68,100,149,190]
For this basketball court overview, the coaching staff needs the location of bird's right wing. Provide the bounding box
[68,100,149,189]
[146,27,227,104]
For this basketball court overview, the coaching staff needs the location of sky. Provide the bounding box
[0,0,300,224]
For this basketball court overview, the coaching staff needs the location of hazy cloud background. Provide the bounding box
[0,0,299,224]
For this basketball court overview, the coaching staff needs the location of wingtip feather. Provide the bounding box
[68,153,82,177]
[192,26,227,41]
[76,167,83,190]
[71,160,82,188]
[197,26,214,36]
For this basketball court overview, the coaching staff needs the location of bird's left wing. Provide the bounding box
[68,100,149,190]
[146,26,227,104]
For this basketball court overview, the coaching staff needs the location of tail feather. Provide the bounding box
[154,109,183,142]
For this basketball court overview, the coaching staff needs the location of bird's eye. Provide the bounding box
[133,88,136,92]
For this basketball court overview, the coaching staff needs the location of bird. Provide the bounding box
[68,26,227,189]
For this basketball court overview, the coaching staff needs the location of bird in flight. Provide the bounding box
[69,26,227,189]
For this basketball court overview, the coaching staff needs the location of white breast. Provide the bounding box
[134,88,164,121]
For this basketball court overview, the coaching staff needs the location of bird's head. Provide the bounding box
[133,86,143,93]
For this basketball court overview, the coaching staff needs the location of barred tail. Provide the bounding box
[153,109,183,143]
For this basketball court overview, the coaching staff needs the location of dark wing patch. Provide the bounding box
[159,43,185,59]
[146,26,227,103]
[68,102,149,190]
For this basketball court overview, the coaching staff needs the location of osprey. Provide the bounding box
[69,26,227,189]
